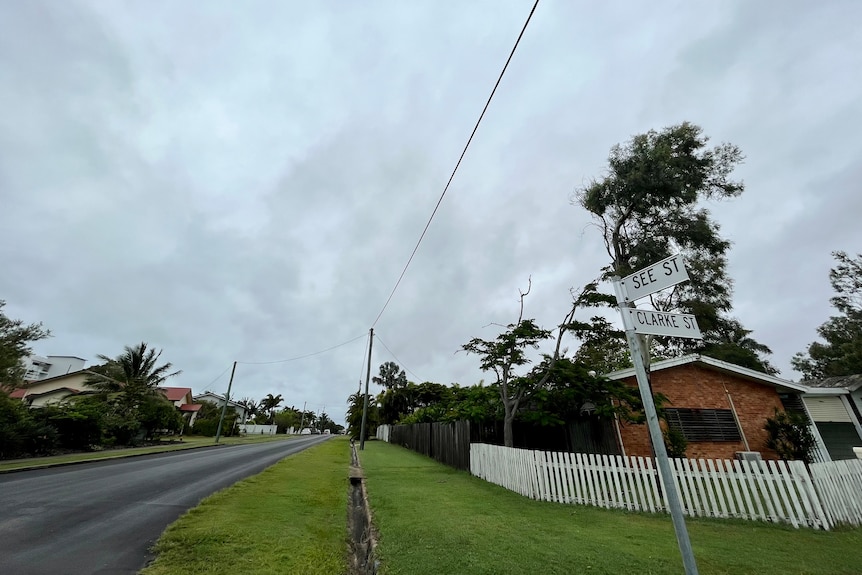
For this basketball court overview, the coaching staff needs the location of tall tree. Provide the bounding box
[372,361,408,390]
[0,300,51,390]
[88,342,182,394]
[86,342,182,444]
[576,122,774,371]
[462,280,606,447]
[792,251,862,379]
[259,393,284,424]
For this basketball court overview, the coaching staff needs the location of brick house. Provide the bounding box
[604,355,858,461]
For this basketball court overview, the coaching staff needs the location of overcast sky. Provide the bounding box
[2,0,860,424]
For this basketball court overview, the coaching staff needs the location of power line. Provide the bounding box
[375,333,423,382]
[236,334,368,365]
[201,365,233,391]
[371,0,541,328]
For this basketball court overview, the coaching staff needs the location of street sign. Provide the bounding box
[625,308,702,339]
[620,253,689,302]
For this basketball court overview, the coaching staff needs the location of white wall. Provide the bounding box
[238,424,277,435]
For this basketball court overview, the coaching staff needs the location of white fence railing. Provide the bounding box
[470,443,862,530]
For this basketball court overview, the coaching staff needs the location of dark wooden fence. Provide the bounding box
[386,416,620,471]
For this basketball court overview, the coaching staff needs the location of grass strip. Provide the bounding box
[141,436,350,575]
[0,434,297,472]
[361,441,862,575]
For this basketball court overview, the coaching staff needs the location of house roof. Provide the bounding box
[193,392,244,409]
[604,354,818,394]
[9,388,27,398]
[179,403,203,412]
[161,387,192,402]
[24,387,83,399]
[802,373,862,391]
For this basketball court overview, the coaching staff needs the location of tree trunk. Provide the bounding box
[503,411,515,448]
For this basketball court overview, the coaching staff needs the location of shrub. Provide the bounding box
[765,409,816,463]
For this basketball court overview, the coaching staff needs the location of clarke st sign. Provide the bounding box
[620,253,690,303]
[624,308,703,339]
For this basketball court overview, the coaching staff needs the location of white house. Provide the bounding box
[23,355,87,382]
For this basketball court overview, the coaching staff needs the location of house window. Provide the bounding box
[664,408,741,442]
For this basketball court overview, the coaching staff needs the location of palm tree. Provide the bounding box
[259,393,284,424]
[237,397,260,423]
[88,342,182,393]
[85,342,182,444]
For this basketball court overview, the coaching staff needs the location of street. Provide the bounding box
[0,435,332,575]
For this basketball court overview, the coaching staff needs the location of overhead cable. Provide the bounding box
[370,0,542,328]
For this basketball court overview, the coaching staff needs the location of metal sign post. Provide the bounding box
[612,256,700,575]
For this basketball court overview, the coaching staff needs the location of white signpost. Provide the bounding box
[620,253,689,302]
[624,309,702,339]
[612,254,701,575]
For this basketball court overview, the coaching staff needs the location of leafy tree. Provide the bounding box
[259,394,284,424]
[462,280,605,447]
[237,397,260,422]
[0,391,57,458]
[191,400,238,436]
[86,342,182,444]
[699,319,778,374]
[346,391,378,440]
[274,407,301,433]
[792,251,862,379]
[0,300,51,390]
[576,122,775,372]
[571,317,631,374]
[521,357,644,427]
[373,361,407,390]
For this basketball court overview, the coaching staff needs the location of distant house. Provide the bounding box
[801,374,862,461]
[193,392,249,423]
[22,355,88,382]
[161,387,203,427]
[8,370,100,407]
[7,372,202,426]
[605,355,862,462]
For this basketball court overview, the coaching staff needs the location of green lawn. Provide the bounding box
[141,436,350,575]
[360,441,862,575]
[0,433,297,472]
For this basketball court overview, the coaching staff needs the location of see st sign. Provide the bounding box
[620,254,689,302]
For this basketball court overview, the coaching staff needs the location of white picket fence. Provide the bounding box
[470,443,862,530]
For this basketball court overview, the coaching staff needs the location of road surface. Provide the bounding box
[0,435,332,575]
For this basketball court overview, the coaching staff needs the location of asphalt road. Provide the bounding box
[0,435,332,575]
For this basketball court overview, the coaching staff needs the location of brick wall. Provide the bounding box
[617,364,784,460]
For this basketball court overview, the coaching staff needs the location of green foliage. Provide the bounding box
[192,400,238,437]
[0,300,51,390]
[0,391,57,458]
[43,396,106,450]
[571,316,631,374]
[520,358,644,426]
[577,122,775,373]
[663,427,688,458]
[765,409,816,463]
[373,361,407,390]
[259,393,284,424]
[346,391,378,440]
[792,251,862,379]
[274,407,300,433]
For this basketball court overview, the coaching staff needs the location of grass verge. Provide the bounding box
[360,441,862,575]
[141,436,350,575]
[0,433,297,472]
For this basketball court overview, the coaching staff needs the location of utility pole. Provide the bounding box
[299,401,307,435]
[612,274,699,575]
[359,327,374,450]
[215,361,237,444]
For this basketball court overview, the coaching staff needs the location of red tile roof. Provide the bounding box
[160,387,192,402]
[9,388,27,399]
[179,403,203,412]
